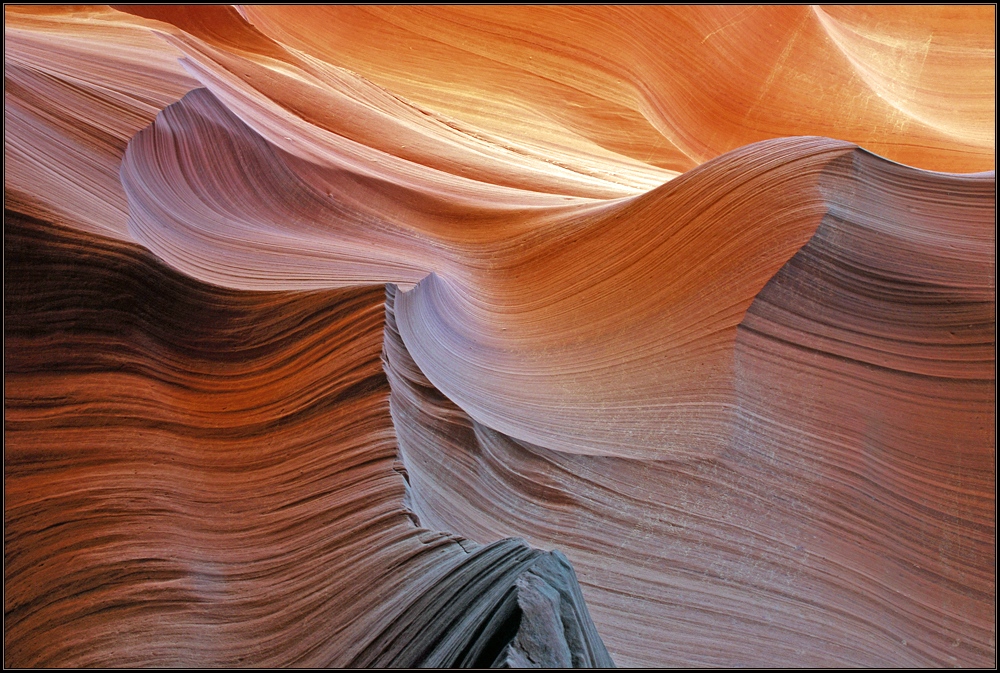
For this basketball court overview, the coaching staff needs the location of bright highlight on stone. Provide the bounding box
[4,5,995,668]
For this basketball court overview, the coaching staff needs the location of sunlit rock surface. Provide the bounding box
[4,5,995,668]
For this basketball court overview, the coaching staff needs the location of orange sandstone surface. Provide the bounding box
[4,5,996,667]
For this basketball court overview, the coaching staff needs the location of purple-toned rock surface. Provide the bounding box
[4,5,995,668]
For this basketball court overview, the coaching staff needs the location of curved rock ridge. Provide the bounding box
[119,86,865,459]
[3,4,996,669]
[6,5,995,253]
[351,538,613,668]
[391,136,855,459]
[382,148,995,666]
[3,214,612,668]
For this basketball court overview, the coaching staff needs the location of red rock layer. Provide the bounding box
[4,4,996,669]
[4,213,448,666]
[4,215,612,667]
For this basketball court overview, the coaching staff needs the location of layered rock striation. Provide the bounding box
[4,5,996,668]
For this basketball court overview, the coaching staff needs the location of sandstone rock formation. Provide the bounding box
[4,5,995,668]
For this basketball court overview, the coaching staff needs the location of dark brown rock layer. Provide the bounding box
[3,213,612,667]
[4,5,995,668]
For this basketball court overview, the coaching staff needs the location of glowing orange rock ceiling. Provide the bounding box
[4,5,995,668]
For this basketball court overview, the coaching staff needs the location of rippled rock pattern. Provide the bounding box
[4,5,996,668]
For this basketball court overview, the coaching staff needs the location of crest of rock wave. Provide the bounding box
[4,5,995,668]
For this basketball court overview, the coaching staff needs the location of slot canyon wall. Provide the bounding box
[4,5,996,667]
